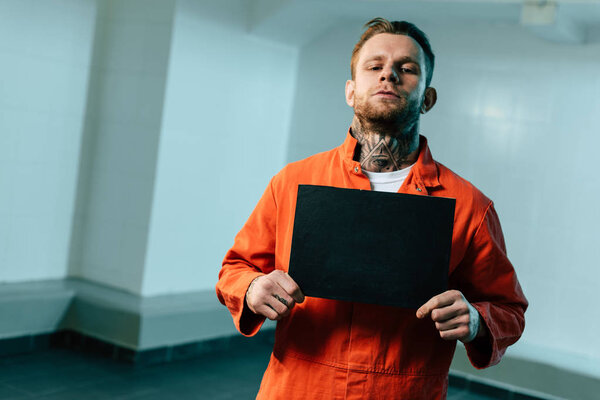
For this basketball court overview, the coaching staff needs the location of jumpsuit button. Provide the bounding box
[417,187,422,192]
[354,166,359,173]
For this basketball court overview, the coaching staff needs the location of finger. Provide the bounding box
[430,301,469,322]
[435,314,469,331]
[272,294,295,318]
[253,276,291,304]
[416,291,458,318]
[273,293,290,307]
[266,295,289,316]
[252,277,295,318]
[270,284,296,310]
[258,304,280,321]
[277,302,293,319]
[438,325,470,341]
[275,272,305,303]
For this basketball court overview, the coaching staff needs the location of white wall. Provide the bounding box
[0,0,297,296]
[287,20,600,378]
[141,0,298,295]
[286,23,358,161]
[426,21,600,378]
[0,0,96,282]
[68,0,175,294]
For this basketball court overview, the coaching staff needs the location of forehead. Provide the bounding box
[358,33,424,65]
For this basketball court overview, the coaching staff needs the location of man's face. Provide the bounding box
[346,33,428,127]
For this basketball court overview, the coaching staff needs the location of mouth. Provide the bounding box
[374,90,400,99]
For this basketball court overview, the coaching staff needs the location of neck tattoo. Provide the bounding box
[350,118,419,172]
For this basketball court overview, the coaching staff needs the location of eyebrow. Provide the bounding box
[363,55,421,66]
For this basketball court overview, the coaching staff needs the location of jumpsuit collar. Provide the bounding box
[339,129,441,189]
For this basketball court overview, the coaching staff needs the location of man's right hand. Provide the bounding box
[245,270,305,321]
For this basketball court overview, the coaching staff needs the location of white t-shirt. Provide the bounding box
[362,164,414,193]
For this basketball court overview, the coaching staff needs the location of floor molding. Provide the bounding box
[0,278,597,399]
[0,278,275,351]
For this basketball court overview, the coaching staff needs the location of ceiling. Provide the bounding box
[247,0,600,46]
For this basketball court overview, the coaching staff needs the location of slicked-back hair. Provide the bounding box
[351,17,435,87]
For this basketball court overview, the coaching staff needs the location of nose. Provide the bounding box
[380,66,398,83]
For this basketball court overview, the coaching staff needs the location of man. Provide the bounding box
[216,18,527,399]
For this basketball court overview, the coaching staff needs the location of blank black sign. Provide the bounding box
[287,185,455,309]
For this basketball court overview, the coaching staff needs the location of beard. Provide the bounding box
[353,91,422,138]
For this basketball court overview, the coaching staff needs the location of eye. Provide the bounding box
[368,64,382,71]
[400,65,420,74]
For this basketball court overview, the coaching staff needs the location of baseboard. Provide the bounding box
[0,278,275,352]
[58,278,251,350]
[0,278,598,399]
[0,279,75,339]
[451,343,600,400]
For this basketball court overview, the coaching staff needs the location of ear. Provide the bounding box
[420,87,437,114]
[345,80,355,108]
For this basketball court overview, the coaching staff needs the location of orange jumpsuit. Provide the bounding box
[216,133,528,399]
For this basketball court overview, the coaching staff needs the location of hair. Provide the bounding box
[351,17,435,87]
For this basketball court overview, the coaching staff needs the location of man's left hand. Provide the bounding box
[416,290,483,343]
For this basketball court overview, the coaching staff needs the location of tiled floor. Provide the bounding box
[0,338,536,400]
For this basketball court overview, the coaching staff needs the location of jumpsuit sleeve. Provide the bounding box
[451,201,528,369]
[215,178,279,337]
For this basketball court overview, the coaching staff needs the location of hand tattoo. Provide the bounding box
[273,294,288,307]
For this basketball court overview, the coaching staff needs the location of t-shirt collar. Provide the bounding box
[339,129,441,189]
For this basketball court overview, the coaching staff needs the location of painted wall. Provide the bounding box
[0,0,297,296]
[141,0,298,295]
[286,20,600,378]
[286,23,358,161]
[0,0,96,282]
[68,0,175,293]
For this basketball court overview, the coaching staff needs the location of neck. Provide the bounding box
[350,116,420,172]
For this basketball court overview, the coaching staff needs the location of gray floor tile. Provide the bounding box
[0,382,30,400]
[0,339,548,400]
